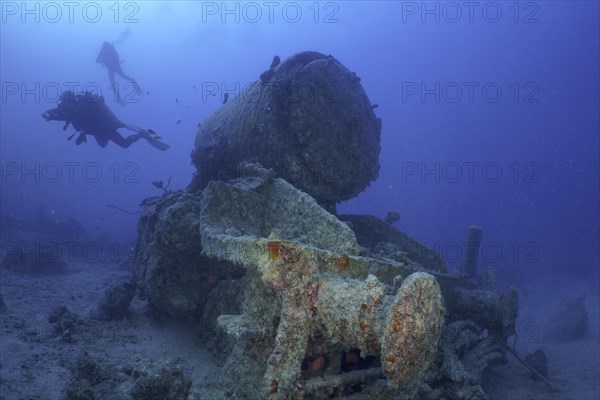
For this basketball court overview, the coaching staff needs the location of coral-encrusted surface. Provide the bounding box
[199,164,446,399]
[134,192,243,319]
[381,272,445,389]
[189,51,381,208]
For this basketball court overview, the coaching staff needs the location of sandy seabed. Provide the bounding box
[1,261,598,400]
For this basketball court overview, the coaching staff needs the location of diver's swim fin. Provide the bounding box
[128,127,170,151]
[139,130,170,150]
[147,138,170,151]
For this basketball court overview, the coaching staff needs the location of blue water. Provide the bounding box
[2,1,597,275]
[0,1,598,397]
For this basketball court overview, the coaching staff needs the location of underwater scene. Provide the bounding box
[0,1,598,399]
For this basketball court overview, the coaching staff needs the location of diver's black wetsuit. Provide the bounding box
[42,91,169,150]
[96,42,142,101]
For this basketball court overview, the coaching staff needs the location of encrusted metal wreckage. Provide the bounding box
[135,163,517,399]
[133,51,519,399]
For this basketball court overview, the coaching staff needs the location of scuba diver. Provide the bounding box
[42,91,170,150]
[96,41,142,104]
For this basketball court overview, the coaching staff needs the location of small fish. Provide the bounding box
[302,354,328,377]
[175,98,179,104]
[176,119,181,125]
[95,226,100,229]
[196,123,201,128]
[223,93,229,104]
[146,90,149,95]
[147,129,157,135]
